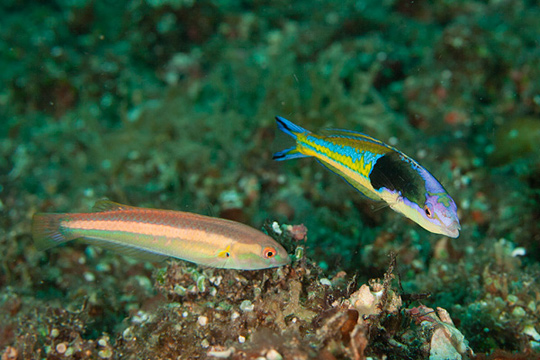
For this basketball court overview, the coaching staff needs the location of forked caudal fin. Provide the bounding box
[272,116,311,161]
[275,116,308,139]
[31,213,74,251]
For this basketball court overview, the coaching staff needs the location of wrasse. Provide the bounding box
[31,200,290,270]
[273,117,460,238]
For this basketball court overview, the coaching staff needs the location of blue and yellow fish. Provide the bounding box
[273,116,461,238]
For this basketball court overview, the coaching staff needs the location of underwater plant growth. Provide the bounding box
[2,0,540,358]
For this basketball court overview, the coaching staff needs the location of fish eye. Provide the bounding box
[263,247,276,259]
[424,205,433,218]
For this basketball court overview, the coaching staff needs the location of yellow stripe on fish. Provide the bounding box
[273,116,461,238]
[32,200,290,270]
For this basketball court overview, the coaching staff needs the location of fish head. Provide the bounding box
[421,192,461,238]
[393,191,460,238]
[388,188,460,238]
[396,165,461,238]
[221,238,290,270]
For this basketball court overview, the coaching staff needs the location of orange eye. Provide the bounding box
[424,205,433,218]
[263,247,276,259]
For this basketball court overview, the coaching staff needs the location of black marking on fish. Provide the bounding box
[369,152,425,206]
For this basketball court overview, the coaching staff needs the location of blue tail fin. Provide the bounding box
[272,116,310,161]
[274,116,308,139]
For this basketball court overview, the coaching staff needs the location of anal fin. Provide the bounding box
[80,237,168,262]
[315,160,381,201]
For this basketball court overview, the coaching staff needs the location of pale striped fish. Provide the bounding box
[273,116,460,238]
[31,200,290,270]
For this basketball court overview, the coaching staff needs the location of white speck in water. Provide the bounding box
[512,247,526,257]
[83,272,95,282]
[272,221,282,235]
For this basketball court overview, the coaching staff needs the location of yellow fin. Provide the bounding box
[217,245,231,259]
[315,160,381,201]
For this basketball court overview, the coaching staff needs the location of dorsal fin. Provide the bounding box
[320,128,390,148]
[92,199,137,212]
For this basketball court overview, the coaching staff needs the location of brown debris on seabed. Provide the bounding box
[111,251,473,360]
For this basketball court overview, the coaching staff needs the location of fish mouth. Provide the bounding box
[445,221,461,238]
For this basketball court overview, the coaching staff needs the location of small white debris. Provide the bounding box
[238,335,246,343]
[198,316,208,326]
[201,339,210,348]
[230,311,240,320]
[266,349,283,360]
[240,300,254,312]
[182,311,189,318]
[98,338,108,347]
[524,325,540,341]
[83,272,95,282]
[55,343,67,354]
[122,327,135,341]
[272,221,282,235]
[512,247,526,257]
[319,278,332,286]
[210,275,222,286]
[208,347,235,358]
[131,310,150,324]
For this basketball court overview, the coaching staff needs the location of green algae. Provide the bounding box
[2,0,540,358]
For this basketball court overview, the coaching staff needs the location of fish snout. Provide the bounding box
[445,220,461,238]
